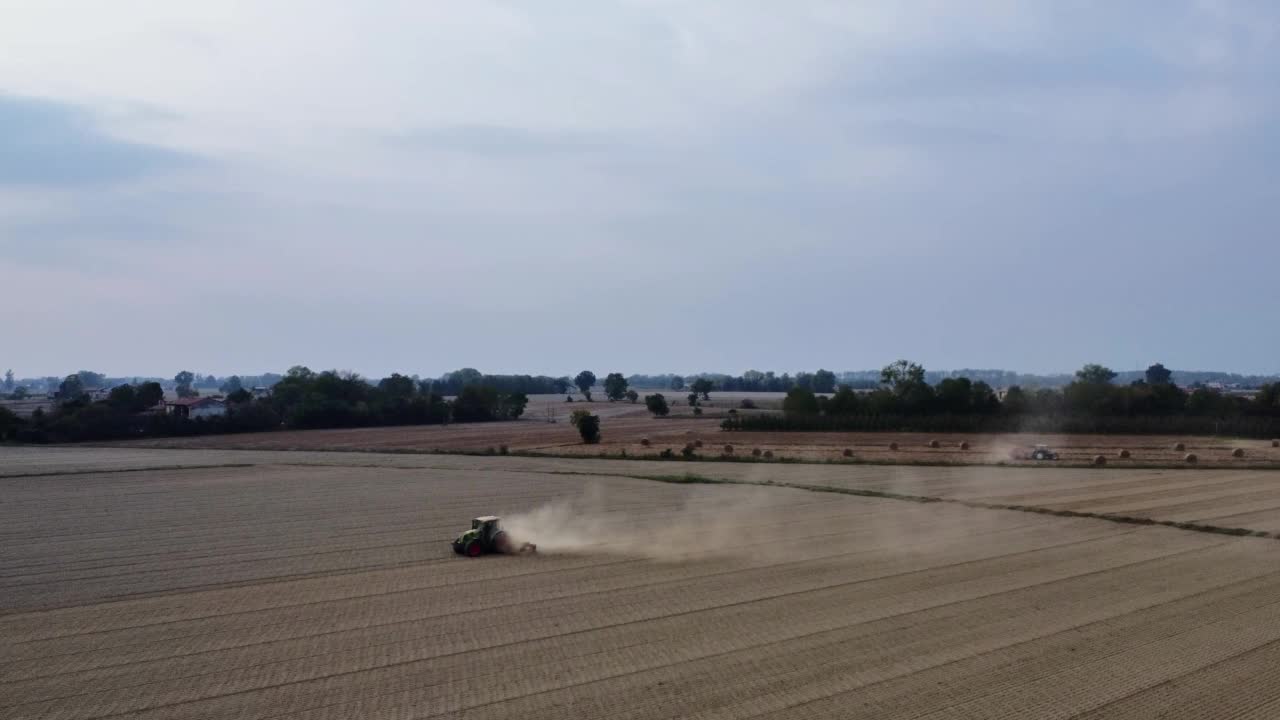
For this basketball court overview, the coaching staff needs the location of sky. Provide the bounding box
[2,1,1278,380]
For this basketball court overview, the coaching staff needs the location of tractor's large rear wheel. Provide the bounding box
[466,542,483,557]
[492,531,513,554]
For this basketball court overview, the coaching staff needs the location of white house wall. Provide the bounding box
[190,405,227,419]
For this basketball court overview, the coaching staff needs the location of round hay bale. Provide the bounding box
[1232,448,1245,458]
[959,441,970,451]
[842,448,854,457]
[763,450,774,458]
[1173,442,1186,452]
[694,439,703,448]
[751,448,762,457]
[1092,455,1107,466]
[1273,439,1279,448]
[1185,453,1198,464]
[928,440,940,449]
[723,444,734,455]
[640,438,651,447]
[888,442,899,451]
[1118,449,1131,459]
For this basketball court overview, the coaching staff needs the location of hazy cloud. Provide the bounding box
[0,95,196,186]
[0,2,1277,377]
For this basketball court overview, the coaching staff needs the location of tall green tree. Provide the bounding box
[76,370,106,388]
[970,381,1000,413]
[1145,363,1173,385]
[503,392,529,419]
[880,360,926,393]
[377,373,416,400]
[0,405,22,441]
[645,393,670,417]
[1001,386,1029,415]
[451,385,500,422]
[174,370,197,398]
[445,368,483,388]
[782,387,820,415]
[286,365,314,380]
[575,413,600,443]
[1064,364,1119,415]
[135,382,164,409]
[3,369,13,392]
[1254,383,1280,413]
[603,373,628,402]
[690,378,713,400]
[935,377,973,413]
[58,374,85,401]
[1075,364,1117,384]
[812,369,836,394]
[824,385,861,415]
[574,370,596,400]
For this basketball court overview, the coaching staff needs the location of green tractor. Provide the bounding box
[1030,444,1059,461]
[452,516,536,557]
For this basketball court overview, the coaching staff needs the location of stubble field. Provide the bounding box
[6,447,1280,718]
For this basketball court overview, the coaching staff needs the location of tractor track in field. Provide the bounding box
[7,447,1280,718]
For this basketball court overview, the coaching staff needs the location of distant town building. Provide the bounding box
[165,397,227,420]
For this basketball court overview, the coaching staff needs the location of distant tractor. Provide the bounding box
[1030,444,1059,461]
[452,516,536,557]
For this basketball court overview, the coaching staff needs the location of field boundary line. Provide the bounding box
[0,464,257,480]
[61,441,1280,472]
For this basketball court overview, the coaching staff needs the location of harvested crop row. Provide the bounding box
[5,448,1280,719]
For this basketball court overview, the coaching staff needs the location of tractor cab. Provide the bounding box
[471,516,500,540]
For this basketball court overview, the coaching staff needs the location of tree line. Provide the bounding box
[720,361,1280,438]
[625,370,841,393]
[1,366,532,443]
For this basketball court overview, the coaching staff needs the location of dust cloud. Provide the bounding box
[983,436,1024,464]
[501,483,793,562]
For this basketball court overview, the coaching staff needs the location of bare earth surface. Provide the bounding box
[6,446,1280,718]
[98,395,1280,469]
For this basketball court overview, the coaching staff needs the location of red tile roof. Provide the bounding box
[166,397,224,407]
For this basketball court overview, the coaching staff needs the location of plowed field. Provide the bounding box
[4,446,1280,718]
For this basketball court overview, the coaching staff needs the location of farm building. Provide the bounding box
[164,397,227,420]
